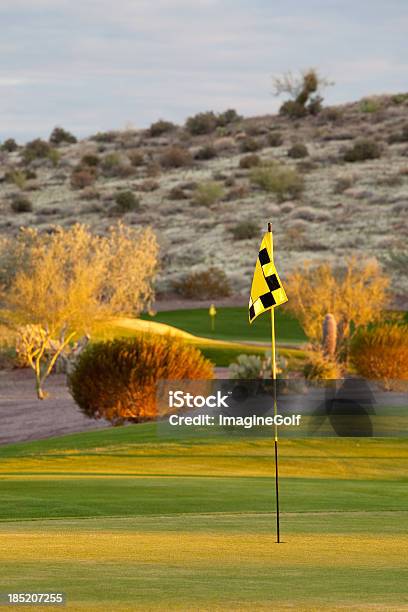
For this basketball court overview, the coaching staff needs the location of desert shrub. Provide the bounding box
[91,131,118,143]
[307,95,323,115]
[1,138,18,152]
[279,100,307,118]
[239,154,260,169]
[344,139,381,162]
[23,138,51,163]
[193,181,224,206]
[274,69,331,118]
[128,150,145,167]
[229,353,287,379]
[185,111,217,135]
[50,126,77,145]
[70,166,97,189]
[81,154,100,167]
[391,93,408,105]
[173,267,231,299]
[195,144,217,160]
[288,143,309,158]
[10,194,33,213]
[115,191,140,212]
[230,219,259,240]
[350,323,408,390]
[168,186,188,200]
[48,149,60,167]
[250,162,304,200]
[359,98,382,113]
[7,170,27,189]
[149,119,176,137]
[160,146,193,168]
[68,335,213,423]
[303,349,342,382]
[241,137,260,153]
[217,108,242,126]
[100,152,122,175]
[268,132,283,147]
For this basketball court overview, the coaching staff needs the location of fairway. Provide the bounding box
[0,426,407,609]
[141,306,307,344]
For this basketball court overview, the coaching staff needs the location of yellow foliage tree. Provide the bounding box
[0,222,158,398]
[285,257,389,354]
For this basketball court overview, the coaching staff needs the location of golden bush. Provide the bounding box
[350,323,408,389]
[286,257,389,350]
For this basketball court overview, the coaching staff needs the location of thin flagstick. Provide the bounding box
[269,222,281,543]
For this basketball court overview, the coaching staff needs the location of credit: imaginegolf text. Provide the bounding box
[168,414,302,429]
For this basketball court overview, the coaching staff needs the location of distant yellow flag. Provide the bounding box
[249,231,287,323]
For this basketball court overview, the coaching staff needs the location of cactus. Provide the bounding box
[322,313,337,358]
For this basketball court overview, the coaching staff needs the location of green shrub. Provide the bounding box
[1,138,18,152]
[91,131,118,143]
[149,119,176,137]
[193,181,224,206]
[160,146,193,168]
[250,162,304,200]
[185,111,217,135]
[268,132,283,147]
[48,148,60,167]
[359,98,382,113]
[216,109,242,126]
[288,143,309,158]
[115,191,140,212]
[6,170,26,189]
[344,139,381,162]
[68,335,213,424]
[10,194,33,213]
[303,349,342,382]
[391,93,408,105]
[100,152,122,174]
[229,353,287,379]
[239,154,260,169]
[49,126,77,145]
[279,100,307,119]
[173,267,231,299]
[230,219,259,240]
[241,137,260,153]
[350,323,408,390]
[195,144,217,160]
[23,138,51,163]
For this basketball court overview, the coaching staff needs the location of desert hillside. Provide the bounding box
[1,94,407,300]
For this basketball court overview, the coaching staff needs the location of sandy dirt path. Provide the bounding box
[0,369,109,446]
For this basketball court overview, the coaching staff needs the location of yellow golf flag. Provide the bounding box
[249,230,287,323]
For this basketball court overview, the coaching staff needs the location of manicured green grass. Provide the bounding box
[0,425,407,609]
[141,306,307,344]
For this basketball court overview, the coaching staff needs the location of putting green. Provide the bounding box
[0,425,407,609]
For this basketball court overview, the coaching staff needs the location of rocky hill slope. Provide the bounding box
[1,94,407,301]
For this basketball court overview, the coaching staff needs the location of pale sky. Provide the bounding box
[1,0,407,142]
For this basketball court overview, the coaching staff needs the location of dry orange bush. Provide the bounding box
[350,323,408,390]
[69,334,214,423]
